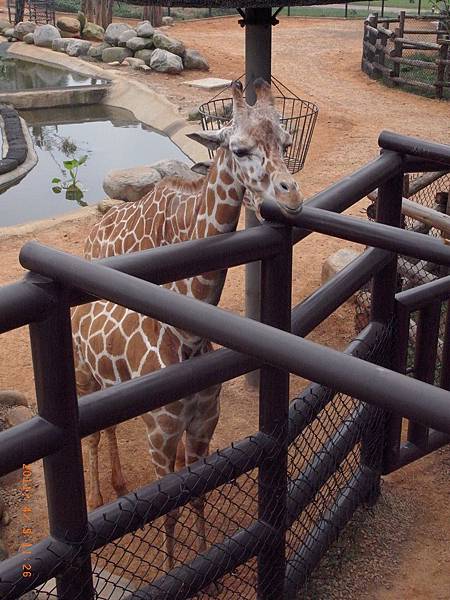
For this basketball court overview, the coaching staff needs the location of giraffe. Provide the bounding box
[72,79,303,570]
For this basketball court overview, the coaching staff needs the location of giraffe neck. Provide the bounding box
[191,148,245,240]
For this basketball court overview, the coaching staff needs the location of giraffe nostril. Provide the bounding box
[280,181,290,192]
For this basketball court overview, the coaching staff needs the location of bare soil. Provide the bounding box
[0,14,449,599]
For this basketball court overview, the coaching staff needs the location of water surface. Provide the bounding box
[0,105,191,227]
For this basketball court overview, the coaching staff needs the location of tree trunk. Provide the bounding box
[150,6,163,27]
[82,0,95,23]
[97,0,114,29]
[143,5,151,21]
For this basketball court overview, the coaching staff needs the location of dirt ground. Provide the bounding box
[0,13,449,599]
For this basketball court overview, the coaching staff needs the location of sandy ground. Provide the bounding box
[0,14,449,599]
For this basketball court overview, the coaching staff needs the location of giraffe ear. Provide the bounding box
[186,128,230,151]
[191,160,212,175]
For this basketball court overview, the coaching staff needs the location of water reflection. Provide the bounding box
[0,43,106,91]
[0,105,191,227]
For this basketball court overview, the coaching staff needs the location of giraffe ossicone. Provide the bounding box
[72,78,302,572]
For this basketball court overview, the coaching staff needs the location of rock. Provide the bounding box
[153,31,185,57]
[118,29,137,46]
[136,21,154,38]
[0,20,11,34]
[183,49,209,71]
[103,166,162,202]
[0,390,29,407]
[134,49,154,65]
[102,46,132,64]
[123,57,146,69]
[66,39,92,57]
[162,16,174,27]
[23,32,34,44]
[321,248,361,284]
[88,41,111,60]
[126,36,153,52]
[57,16,81,35]
[151,159,201,182]
[188,108,201,121]
[82,22,104,42]
[137,64,151,71]
[60,29,80,39]
[6,405,33,429]
[52,37,77,52]
[3,28,15,39]
[77,11,86,32]
[104,22,131,45]
[13,21,36,40]
[97,198,124,215]
[150,48,183,74]
[34,24,61,48]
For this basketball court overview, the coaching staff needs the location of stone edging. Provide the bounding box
[0,113,38,194]
[0,105,27,174]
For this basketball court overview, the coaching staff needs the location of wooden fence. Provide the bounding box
[362,11,450,99]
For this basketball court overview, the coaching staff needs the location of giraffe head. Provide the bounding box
[188,79,303,218]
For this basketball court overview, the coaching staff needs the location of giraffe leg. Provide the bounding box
[185,386,221,557]
[143,410,185,572]
[87,431,103,509]
[105,426,128,497]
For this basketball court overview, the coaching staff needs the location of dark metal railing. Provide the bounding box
[0,130,449,599]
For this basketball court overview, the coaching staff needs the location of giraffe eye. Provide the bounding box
[233,148,250,158]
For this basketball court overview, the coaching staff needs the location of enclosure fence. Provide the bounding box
[362,11,450,99]
[0,131,449,599]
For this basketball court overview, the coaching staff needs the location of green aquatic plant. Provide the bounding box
[51,155,88,206]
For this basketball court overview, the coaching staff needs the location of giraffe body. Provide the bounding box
[72,80,303,571]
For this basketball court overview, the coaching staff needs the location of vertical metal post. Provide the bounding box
[29,296,94,600]
[382,300,409,473]
[362,169,403,501]
[407,301,441,447]
[440,302,450,391]
[244,7,273,387]
[257,225,292,600]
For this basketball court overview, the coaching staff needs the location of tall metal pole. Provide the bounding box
[244,7,273,386]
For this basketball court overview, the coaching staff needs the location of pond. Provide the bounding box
[0,104,191,227]
[0,42,107,91]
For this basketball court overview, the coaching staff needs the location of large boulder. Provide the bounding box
[88,41,111,60]
[183,49,209,71]
[126,36,153,52]
[52,37,78,52]
[104,22,131,45]
[13,21,36,40]
[60,30,80,39]
[34,24,61,48]
[151,159,202,182]
[136,21,154,38]
[150,48,183,74]
[102,46,133,64]
[162,17,174,27]
[153,31,185,57]
[3,28,15,40]
[23,32,35,44]
[0,20,12,34]
[134,49,154,66]
[103,166,162,202]
[66,39,92,57]
[57,16,81,35]
[118,29,137,46]
[82,22,104,42]
[321,248,361,284]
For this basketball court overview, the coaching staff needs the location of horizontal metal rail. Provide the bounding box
[0,276,57,334]
[397,430,450,470]
[379,130,450,167]
[292,150,403,243]
[396,274,450,309]
[19,243,450,434]
[0,417,64,478]
[261,204,450,267]
[0,254,387,475]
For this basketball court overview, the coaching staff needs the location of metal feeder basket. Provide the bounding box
[198,76,319,175]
